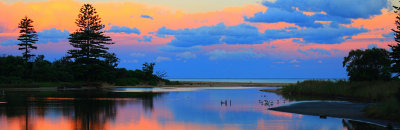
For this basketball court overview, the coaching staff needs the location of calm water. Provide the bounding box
[0,87,371,130]
[168,78,340,83]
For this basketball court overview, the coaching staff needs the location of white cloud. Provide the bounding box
[155,56,171,62]
[130,53,146,57]
[290,59,300,63]
[176,51,197,60]
[273,61,285,64]
[122,59,139,63]
[207,49,264,60]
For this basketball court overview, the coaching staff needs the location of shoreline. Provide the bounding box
[269,101,399,129]
[0,81,292,91]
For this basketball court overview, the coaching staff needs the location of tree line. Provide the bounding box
[342,5,400,82]
[0,4,174,86]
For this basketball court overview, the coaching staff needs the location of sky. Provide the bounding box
[0,0,398,78]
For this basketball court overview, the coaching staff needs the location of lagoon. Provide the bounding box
[0,87,376,130]
[168,78,340,83]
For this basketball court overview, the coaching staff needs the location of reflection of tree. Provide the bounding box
[0,91,164,130]
[72,99,117,130]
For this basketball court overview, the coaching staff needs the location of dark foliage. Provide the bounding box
[0,55,166,86]
[390,5,400,78]
[343,48,391,81]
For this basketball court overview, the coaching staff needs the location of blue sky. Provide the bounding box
[0,0,397,78]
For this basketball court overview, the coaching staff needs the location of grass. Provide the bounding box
[281,80,400,120]
[282,80,400,101]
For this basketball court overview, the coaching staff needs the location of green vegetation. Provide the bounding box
[282,80,400,120]
[282,80,400,101]
[282,14,400,120]
[343,48,391,81]
[0,55,170,87]
[278,5,400,120]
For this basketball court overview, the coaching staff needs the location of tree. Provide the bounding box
[142,62,155,80]
[17,16,38,62]
[390,4,400,78]
[343,48,391,81]
[68,4,114,64]
[68,4,117,81]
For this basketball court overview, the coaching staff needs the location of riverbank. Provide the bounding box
[263,80,400,128]
[270,101,399,129]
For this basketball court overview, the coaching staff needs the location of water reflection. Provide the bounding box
[0,87,387,130]
[0,91,162,130]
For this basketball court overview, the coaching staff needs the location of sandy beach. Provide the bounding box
[270,101,399,129]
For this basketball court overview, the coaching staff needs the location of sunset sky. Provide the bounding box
[0,0,398,78]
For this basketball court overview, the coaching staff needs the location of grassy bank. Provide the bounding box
[281,80,400,120]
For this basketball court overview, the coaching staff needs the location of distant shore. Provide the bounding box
[0,81,292,91]
[156,81,291,87]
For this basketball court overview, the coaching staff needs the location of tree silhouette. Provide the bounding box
[142,62,155,80]
[68,4,114,64]
[68,4,117,81]
[17,16,38,62]
[343,48,391,81]
[391,4,400,78]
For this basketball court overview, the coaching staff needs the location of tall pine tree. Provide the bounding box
[68,4,114,64]
[68,4,117,81]
[18,16,38,62]
[391,4,400,78]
